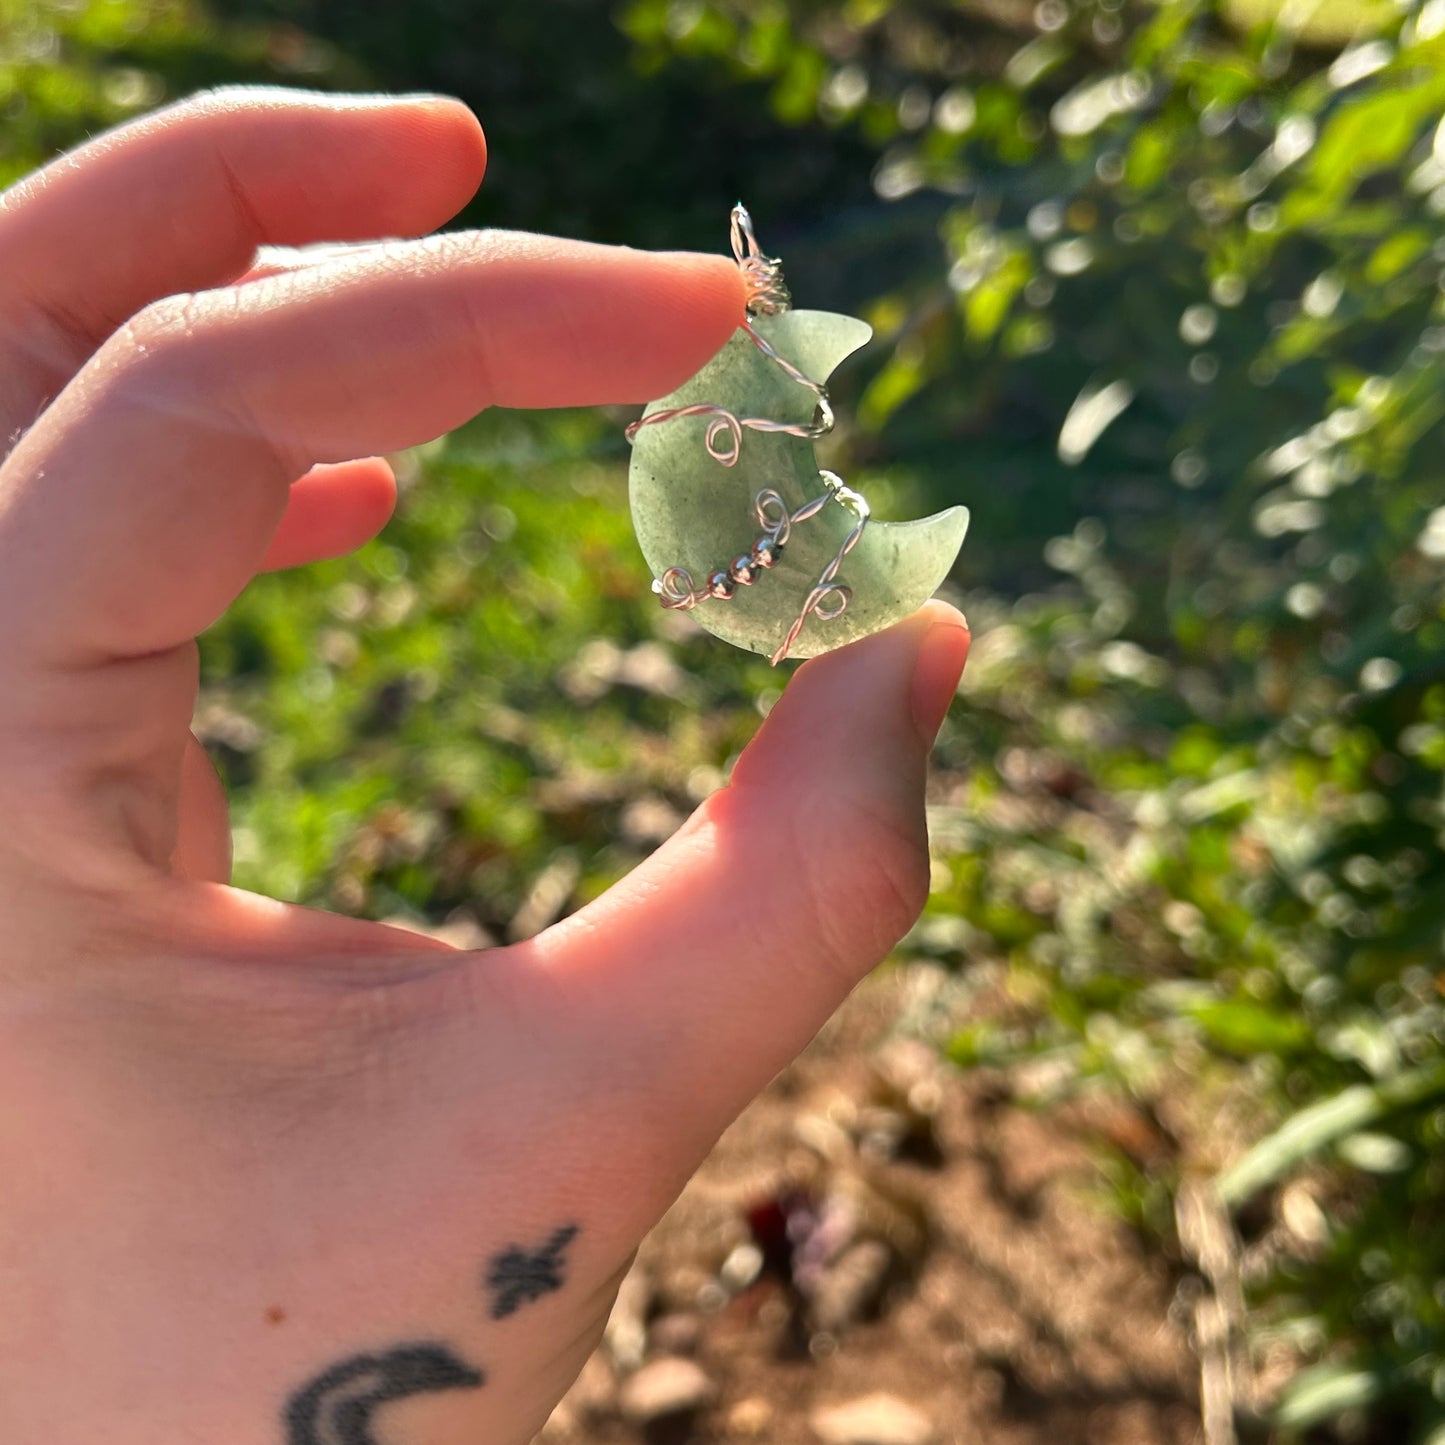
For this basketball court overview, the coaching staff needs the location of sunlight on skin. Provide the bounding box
[0,88,968,1445]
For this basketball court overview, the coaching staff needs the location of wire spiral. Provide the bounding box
[624,395,834,466]
[772,471,870,666]
[629,204,871,664]
[732,203,791,317]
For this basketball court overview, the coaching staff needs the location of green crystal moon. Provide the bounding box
[628,310,969,661]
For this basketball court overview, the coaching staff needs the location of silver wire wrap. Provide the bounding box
[733,202,791,316]
[629,204,872,665]
[772,471,870,667]
[623,394,834,467]
[623,203,830,462]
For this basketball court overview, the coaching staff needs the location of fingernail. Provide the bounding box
[910,614,970,745]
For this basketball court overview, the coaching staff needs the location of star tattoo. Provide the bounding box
[484,1222,580,1320]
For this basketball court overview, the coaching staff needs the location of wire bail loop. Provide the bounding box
[731,203,792,317]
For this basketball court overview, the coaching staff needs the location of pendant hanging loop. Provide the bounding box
[731,204,792,318]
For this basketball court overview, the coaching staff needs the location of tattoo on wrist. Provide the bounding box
[484,1222,580,1319]
[284,1344,483,1445]
[282,1220,581,1439]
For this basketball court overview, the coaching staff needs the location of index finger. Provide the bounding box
[0,233,745,669]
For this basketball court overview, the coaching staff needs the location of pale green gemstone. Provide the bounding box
[628,309,969,662]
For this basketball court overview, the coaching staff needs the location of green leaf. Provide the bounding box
[1186,997,1312,1057]
[1336,1130,1412,1173]
[860,343,927,430]
[1126,122,1176,191]
[1306,86,1440,201]
[965,248,1031,346]
[1366,228,1430,285]
[1216,1061,1445,1207]
[1275,1363,1389,1430]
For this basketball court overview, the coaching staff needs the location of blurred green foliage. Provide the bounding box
[5,0,1445,1438]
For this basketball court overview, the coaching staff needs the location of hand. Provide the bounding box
[0,88,970,1445]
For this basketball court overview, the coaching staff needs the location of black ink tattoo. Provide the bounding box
[284,1343,484,1445]
[485,1222,580,1319]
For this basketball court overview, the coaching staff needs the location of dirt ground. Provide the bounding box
[538,966,1203,1445]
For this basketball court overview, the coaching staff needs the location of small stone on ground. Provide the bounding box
[810,1392,934,1445]
[618,1357,716,1423]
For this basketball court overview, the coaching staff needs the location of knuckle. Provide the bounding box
[106,290,248,404]
[99,293,216,406]
[98,291,291,470]
[113,291,212,366]
[386,232,508,407]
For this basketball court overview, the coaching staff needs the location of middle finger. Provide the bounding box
[0,88,487,439]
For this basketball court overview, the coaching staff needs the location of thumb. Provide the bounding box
[535,601,970,1149]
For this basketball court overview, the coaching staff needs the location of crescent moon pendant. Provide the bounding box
[628,308,969,662]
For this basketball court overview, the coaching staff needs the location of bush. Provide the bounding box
[617,1,1445,1437]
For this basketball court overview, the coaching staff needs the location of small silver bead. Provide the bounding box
[729,555,757,585]
[752,537,782,568]
[707,570,736,600]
